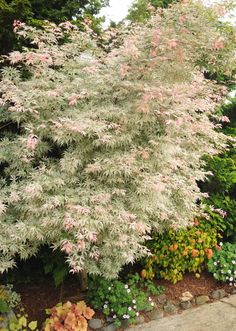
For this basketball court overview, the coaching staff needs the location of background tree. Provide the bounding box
[0,0,109,54]
[127,0,175,23]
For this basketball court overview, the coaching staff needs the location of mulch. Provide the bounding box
[157,271,232,302]
[14,276,85,328]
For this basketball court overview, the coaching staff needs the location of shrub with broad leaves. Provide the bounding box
[142,219,220,283]
[0,1,235,278]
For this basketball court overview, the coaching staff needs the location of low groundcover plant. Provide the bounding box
[87,277,154,327]
[208,242,236,286]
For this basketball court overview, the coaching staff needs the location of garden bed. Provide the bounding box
[14,271,234,330]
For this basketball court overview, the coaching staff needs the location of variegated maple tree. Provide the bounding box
[0,1,235,277]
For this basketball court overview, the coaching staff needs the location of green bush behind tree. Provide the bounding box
[203,95,236,242]
[127,0,176,23]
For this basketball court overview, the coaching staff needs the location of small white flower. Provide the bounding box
[229,283,233,286]
[219,242,223,246]
[128,307,132,311]
[136,312,139,317]
[108,287,112,291]
[113,315,117,319]
[214,262,217,266]
[232,261,236,265]
[125,284,129,289]
[111,309,114,312]
[127,315,130,319]
[151,302,155,306]
[234,271,236,275]
[123,314,127,319]
[228,270,232,274]
[105,301,108,304]
[148,297,152,302]
[127,289,131,293]
[230,277,233,281]
[133,305,137,309]
[214,273,217,277]
[104,304,108,309]
[132,299,136,304]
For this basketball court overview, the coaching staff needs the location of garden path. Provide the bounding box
[128,294,236,331]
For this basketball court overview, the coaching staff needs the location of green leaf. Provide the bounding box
[53,266,68,287]
[0,300,9,313]
[28,321,38,330]
[19,316,27,327]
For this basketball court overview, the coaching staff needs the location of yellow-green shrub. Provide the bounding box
[142,220,219,283]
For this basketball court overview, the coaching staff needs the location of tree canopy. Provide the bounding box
[0,1,235,277]
[127,0,175,23]
[0,0,109,54]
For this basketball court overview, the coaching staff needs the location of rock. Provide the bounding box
[163,301,178,314]
[101,323,117,331]
[211,289,226,300]
[135,315,145,325]
[157,294,167,305]
[180,291,194,302]
[89,318,104,330]
[196,295,210,306]
[179,301,192,310]
[147,308,164,320]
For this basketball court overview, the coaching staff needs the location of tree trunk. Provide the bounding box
[79,270,88,291]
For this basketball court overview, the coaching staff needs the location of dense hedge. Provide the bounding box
[203,94,236,242]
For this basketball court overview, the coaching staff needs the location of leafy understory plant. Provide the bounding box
[127,272,165,296]
[87,277,154,327]
[1,308,38,331]
[0,286,37,331]
[44,301,94,331]
[208,242,236,287]
[0,1,235,278]
[0,285,21,313]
